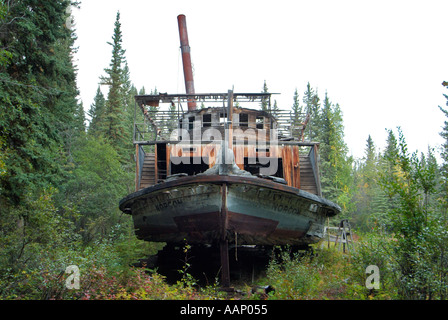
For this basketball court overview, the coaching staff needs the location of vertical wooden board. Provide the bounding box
[233,145,245,170]
[247,145,256,159]
[202,144,215,168]
[270,145,278,158]
[209,145,216,168]
[228,94,233,148]
[195,144,202,158]
[154,144,158,185]
[248,114,256,129]
[314,145,322,196]
[209,144,220,167]
[293,145,301,189]
[166,144,171,176]
[135,144,139,191]
[282,146,293,187]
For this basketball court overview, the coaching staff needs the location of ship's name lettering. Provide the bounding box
[252,199,297,214]
[155,198,183,211]
[271,204,297,214]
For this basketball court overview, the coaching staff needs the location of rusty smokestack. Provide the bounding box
[177,14,197,111]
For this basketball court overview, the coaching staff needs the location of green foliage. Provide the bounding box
[59,135,133,243]
[266,248,321,299]
[0,0,80,205]
[350,232,399,299]
[260,80,269,111]
[377,128,448,299]
[98,11,129,159]
[318,92,354,211]
[1,0,447,300]
[87,86,106,137]
[294,84,354,213]
[265,246,372,300]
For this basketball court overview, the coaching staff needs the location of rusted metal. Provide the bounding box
[177,15,197,111]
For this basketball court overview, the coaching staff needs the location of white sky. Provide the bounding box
[72,0,448,161]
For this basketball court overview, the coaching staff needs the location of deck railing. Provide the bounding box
[134,108,310,143]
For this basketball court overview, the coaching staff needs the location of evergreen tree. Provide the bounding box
[383,129,399,162]
[121,61,136,142]
[376,129,401,228]
[0,0,82,274]
[302,82,320,141]
[317,92,353,213]
[99,11,127,158]
[0,0,79,205]
[438,84,448,216]
[87,86,106,136]
[291,88,303,138]
[292,88,302,119]
[379,129,447,298]
[260,80,269,111]
[302,82,315,114]
[363,135,377,188]
[271,99,279,119]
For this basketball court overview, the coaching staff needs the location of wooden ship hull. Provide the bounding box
[119,169,340,247]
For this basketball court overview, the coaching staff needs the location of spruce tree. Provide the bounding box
[439,83,448,215]
[291,88,303,135]
[87,86,106,136]
[260,80,269,111]
[271,99,279,119]
[100,11,127,158]
[121,62,136,140]
[317,92,353,212]
[363,135,377,187]
[302,82,320,141]
[0,0,79,205]
[0,0,82,273]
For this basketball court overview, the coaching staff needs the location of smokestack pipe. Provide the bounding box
[177,14,197,111]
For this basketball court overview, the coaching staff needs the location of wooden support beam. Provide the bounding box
[220,183,231,288]
[220,239,231,288]
[135,144,140,191]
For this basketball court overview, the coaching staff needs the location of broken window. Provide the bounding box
[171,157,209,176]
[203,114,212,127]
[244,157,283,177]
[219,112,227,125]
[239,113,248,127]
[256,116,264,129]
[188,116,195,130]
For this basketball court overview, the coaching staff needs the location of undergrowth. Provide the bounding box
[0,234,426,300]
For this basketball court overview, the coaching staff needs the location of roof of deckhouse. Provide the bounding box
[134,92,278,107]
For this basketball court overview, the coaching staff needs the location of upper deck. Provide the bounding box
[132,92,321,197]
[133,92,309,144]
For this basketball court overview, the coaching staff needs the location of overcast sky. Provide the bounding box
[72,0,448,160]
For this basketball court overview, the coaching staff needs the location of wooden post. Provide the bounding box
[227,90,233,149]
[293,145,300,189]
[135,144,139,191]
[154,144,158,185]
[220,183,231,289]
[220,239,231,288]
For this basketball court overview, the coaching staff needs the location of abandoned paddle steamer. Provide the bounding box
[118,15,341,286]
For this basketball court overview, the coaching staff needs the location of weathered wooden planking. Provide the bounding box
[139,144,319,195]
[281,146,293,187]
[293,145,301,189]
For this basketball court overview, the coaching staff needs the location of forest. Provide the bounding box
[1,1,448,300]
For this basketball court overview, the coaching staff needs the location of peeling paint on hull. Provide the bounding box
[119,174,341,246]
